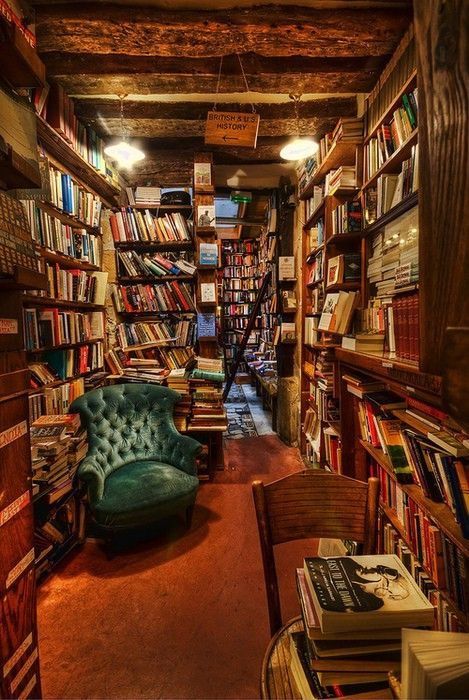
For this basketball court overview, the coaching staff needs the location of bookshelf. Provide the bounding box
[298,25,469,635]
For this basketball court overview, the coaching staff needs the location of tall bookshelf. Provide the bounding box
[298,25,468,634]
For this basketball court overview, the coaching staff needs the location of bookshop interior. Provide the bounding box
[0,1,468,699]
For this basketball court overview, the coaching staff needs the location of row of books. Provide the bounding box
[116,250,196,279]
[364,88,418,181]
[21,201,102,265]
[223,265,258,279]
[223,253,258,267]
[224,240,256,254]
[223,303,254,316]
[360,292,419,361]
[115,320,196,351]
[43,265,108,305]
[223,290,257,304]
[41,344,104,380]
[331,201,361,235]
[306,219,325,254]
[367,211,418,292]
[29,375,87,420]
[112,281,195,314]
[380,521,466,632]
[24,308,104,349]
[377,466,468,620]
[224,317,259,331]
[110,208,192,243]
[304,185,324,220]
[326,253,361,287]
[45,161,103,227]
[323,428,341,472]
[43,83,115,180]
[307,249,323,285]
[224,278,258,291]
[364,144,418,225]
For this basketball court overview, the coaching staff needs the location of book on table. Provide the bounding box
[303,555,434,634]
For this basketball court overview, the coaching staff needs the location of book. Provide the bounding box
[200,282,216,303]
[341,334,385,353]
[303,554,435,634]
[401,629,469,700]
[199,242,218,266]
[194,162,212,189]
[280,322,296,342]
[197,312,216,338]
[197,204,215,227]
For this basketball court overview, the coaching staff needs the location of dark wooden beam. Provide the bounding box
[35,4,412,57]
[75,97,356,121]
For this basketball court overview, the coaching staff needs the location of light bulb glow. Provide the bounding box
[104,140,145,169]
[280,137,319,161]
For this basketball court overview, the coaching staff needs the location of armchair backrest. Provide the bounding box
[70,383,182,479]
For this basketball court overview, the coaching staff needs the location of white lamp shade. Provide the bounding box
[280,137,319,161]
[104,140,145,168]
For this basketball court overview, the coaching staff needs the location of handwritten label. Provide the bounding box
[205,111,260,147]
[0,318,18,334]
[6,549,34,589]
[0,421,27,450]
[3,633,32,678]
[382,361,394,368]
[0,491,30,528]
[18,674,36,699]
[10,649,38,693]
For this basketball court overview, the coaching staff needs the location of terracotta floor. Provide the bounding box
[37,434,312,699]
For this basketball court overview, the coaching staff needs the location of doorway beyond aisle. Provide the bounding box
[224,383,275,439]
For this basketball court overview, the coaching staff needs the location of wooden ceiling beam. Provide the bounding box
[74,97,357,121]
[35,4,412,57]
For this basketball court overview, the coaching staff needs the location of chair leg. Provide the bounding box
[185,505,195,528]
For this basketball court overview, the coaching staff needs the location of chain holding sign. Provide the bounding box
[205,111,260,148]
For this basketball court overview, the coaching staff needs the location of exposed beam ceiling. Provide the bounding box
[32,2,412,183]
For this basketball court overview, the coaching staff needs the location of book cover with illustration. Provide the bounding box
[304,554,434,633]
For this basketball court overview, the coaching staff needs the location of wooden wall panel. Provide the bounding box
[414,0,469,375]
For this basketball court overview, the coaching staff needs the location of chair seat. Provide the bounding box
[93,460,199,528]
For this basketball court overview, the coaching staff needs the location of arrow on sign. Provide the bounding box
[222,135,239,142]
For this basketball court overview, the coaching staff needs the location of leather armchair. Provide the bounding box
[70,383,202,533]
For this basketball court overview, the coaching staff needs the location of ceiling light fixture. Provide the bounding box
[280,94,319,162]
[104,94,145,169]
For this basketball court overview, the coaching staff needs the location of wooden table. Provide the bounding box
[261,616,303,700]
[261,616,394,700]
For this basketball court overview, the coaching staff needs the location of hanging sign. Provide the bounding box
[205,111,260,148]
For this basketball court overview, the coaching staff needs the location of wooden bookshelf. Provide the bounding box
[114,240,193,253]
[22,295,104,311]
[362,190,418,238]
[118,275,193,284]
[0,17,45,87]
[36,116,120,207]
[36,200,101,234]
[300,140,362,199]
[361,128,418,191]
[37,247,100,272]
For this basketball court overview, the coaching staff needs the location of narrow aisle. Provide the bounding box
[37,435,308,700]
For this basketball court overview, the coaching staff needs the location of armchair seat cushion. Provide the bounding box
[93,460,199,529]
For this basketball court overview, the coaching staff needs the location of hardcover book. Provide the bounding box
[303,554,434,634]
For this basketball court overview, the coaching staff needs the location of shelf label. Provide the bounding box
[382,361,394,368]
[406,385,416,393]
[10,648,38,694]
[0,420,27,450]
[0,319,18,334]
[6,548,34,590]
[3,633,32,678]
[0,491,30,528]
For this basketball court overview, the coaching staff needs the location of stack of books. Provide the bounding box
[45,160,103,226]
[30,414,86,503]
[304,186,324,220]
[290,554,434,698]
[117,250,196,278]
[126,186,161,207]
[188,382,227,431]
[327,166,357,194]
[167,370,192,432]
[332,117,364,143]
[116,319,196,351]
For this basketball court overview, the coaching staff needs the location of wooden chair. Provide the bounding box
[252,469,380,638]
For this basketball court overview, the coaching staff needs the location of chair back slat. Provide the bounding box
[252,469,379,637]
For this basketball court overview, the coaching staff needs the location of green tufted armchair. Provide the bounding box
[70,383,203,535]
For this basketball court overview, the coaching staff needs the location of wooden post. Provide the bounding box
[414,0,469,376]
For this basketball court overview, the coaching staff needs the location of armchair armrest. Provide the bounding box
[166,430,203,476]
[78,456,105,504]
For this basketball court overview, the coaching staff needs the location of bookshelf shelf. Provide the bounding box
[306,278,324,288]
[26,338,103,353]
[361,128,418,191]
[29,370,107,395]
[364,69,417,144]
[304,198,326,228]
[0,18,45,87]
[326,232,363,246]
[300,140,361,199]
[0,266,47,291]
[362,190,418,237]
[325,281,361,292]
[114,240,193,253]
[360,440,469,556]
[37,247,100,272]
[36,116,120,207]
[36,200,101,234]
[118,275,194,284]
[119,310,196,317]
[132,204,193,212]
[22,295,104,310]
[305,243,324,262]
